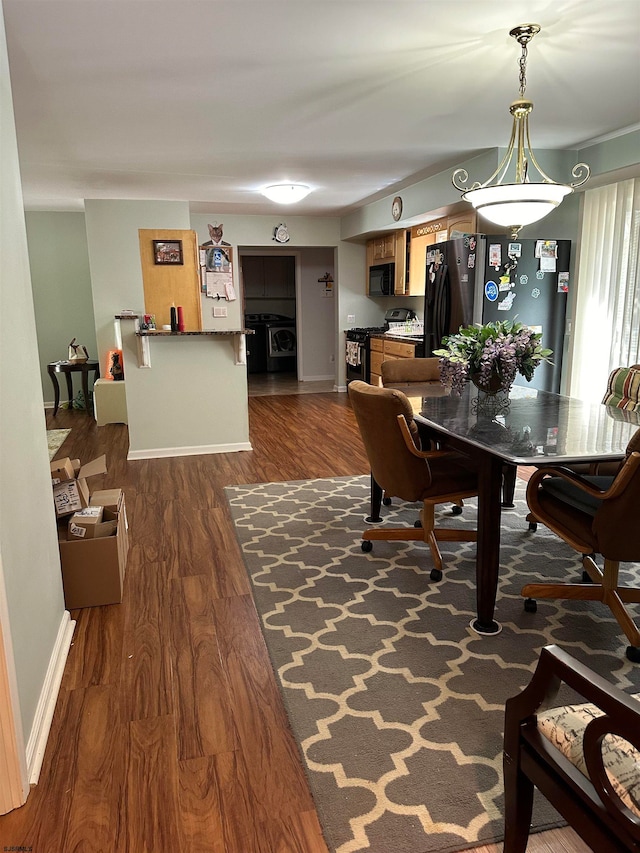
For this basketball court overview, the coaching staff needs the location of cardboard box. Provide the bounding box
[51,454,107,517]
[58,513,129,609]
[90,488,124,513]
[50,457,76,483]
[68,506,120,540]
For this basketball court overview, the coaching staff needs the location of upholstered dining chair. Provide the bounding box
[348,380,478,581]
[523,448,640,662]
[380,356,442,390]
[379,357,463,512]
[503,644,640,852]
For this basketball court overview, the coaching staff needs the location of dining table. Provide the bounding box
[400,382,640,635]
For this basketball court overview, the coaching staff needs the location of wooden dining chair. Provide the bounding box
[348,380,478,580]
[523,450,640,662]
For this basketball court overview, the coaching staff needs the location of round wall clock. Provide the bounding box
[391,196,403,221]
[273,223,290,244]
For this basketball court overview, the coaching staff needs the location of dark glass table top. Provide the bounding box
[410,383,640,465]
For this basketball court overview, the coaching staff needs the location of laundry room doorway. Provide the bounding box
[241,252,298,382]
[240,247,336,395]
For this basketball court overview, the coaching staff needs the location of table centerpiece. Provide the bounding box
[434,319,553,396]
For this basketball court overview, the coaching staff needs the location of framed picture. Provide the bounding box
[153,239,183,265]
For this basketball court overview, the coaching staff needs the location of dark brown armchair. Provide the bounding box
[523,449,640,662]
[503,644,640,852]
[348,380,477,580]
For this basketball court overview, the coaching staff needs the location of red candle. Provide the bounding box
[177,305,185,332]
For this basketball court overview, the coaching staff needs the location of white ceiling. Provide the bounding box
[3,0,640,216]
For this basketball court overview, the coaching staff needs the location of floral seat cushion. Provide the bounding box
[602,366,640,412]
[537,693,640,817]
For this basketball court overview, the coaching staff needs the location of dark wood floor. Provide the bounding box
[0,395,588,852]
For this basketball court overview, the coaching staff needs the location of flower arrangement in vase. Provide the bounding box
[434,319,553,396]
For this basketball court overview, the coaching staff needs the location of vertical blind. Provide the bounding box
[570,178,640,402]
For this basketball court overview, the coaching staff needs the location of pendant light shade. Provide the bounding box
[453,24,590,239]
[261,184,311,204]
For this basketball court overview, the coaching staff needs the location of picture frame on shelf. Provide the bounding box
[153,239,183,265]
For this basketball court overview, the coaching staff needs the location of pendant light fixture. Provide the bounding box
[261,184,311,204]
[452,24,590,239]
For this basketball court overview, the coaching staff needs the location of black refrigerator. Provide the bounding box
[423,235,571,394]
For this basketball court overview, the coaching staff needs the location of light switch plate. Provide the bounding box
[213,306,227,318]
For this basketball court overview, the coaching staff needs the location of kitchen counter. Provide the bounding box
[370,331,424,344]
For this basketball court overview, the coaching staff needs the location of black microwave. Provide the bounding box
[369,262,395,296]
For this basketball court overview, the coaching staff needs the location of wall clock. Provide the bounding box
[273,223,290,244]
[391,196,403,221]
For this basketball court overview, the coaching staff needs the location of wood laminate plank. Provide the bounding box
[213,594,316,821]
[63,685,124,852]
[119,557,173,722]
[170,575,237,759]
[64,603,125,689]
[178,755,227,853]
[125,715,182,853]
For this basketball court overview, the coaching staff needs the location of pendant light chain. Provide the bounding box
[518,41,528,97]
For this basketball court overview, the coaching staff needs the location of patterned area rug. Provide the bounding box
[226,476,640,853]
[47,428,71,460]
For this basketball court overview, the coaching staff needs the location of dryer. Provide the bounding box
[265,317,296,373]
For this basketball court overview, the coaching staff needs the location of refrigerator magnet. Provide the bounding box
[508,242,522,257]
[485,281,499,301]
[489,244,502,267]
[499,275,512,291]
[558,272,569,293]
[498,292,516,311]
[468,253,475,268]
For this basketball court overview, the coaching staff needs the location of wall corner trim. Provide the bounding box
[26,612,76,785]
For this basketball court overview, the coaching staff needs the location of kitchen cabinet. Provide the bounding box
[447,212,477,237]
[407,217,447,298]
[366,229,409,296]
[369,336,422,386]
[243,255,295,299]
[407,211,477,297]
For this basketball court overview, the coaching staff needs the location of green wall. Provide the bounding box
[26,212,97,404]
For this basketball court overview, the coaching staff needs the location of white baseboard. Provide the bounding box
[336,384,347,392]
[26,611,75,785]
[127,441,253,460]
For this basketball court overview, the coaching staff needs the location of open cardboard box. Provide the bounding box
[58,495,129,609]
[51,454,107,517]
[68,506,119,540]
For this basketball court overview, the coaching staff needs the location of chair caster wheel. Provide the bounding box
[451,504,463,516]
[524,598,537,613]
[361,540,373,553]
[430,568,443,582]
[414,520,422,528]
[528,522,538,532]
[382,497,392,506]
[626,646,640,663]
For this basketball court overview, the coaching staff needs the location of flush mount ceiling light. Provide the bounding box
[453,24,590,239]
[261,184,311,204]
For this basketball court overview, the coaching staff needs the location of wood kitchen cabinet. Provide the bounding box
[366,229,409,296]
[242,255,295,298]
[407,212,477,297]
[369,336,422,386]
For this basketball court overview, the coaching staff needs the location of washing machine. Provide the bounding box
[265,317,297,373]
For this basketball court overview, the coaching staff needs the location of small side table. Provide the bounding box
[48,360,100,417]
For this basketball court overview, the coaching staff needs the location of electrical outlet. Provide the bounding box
[213,306,227,318]
[347,314,355,324]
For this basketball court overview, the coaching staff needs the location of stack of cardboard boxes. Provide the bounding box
[50,454,129,609]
